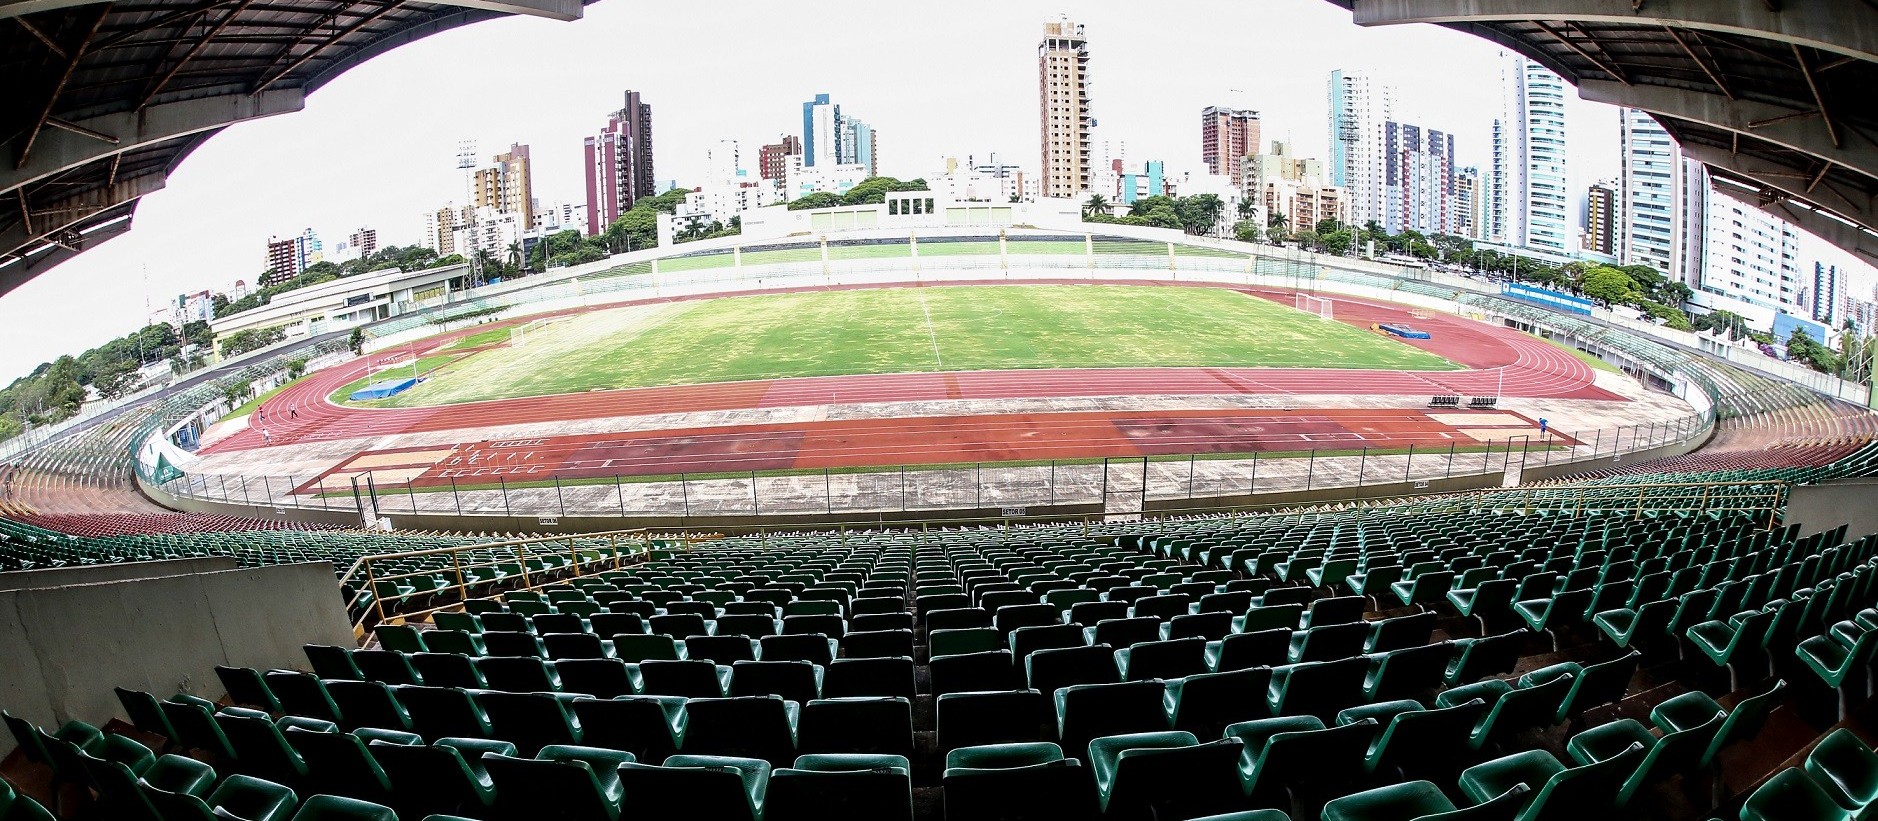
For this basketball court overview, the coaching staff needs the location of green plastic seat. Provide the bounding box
[0,778,57,821]
[1805,729,1878,812]
[618,754,769,821]
[215,709,311,787]
[1686,607,1776,691]
[1230,715,1379,807]
[930,627,1001,658]
[289,795,399,821]
[144,773,300,821]
[285,726,417,804]
[1360,698,1488,781]
[369,737,512,820]
[1320,780,1456,821]
[1364,643,1454,702]
[1554,650,1640,721]
[942,742,1095,821]
[1566,712,1725,808]
[1740,767,1854,821]
[217,665,286,712]
[1797,625,1878,717]
[1651,678,1786,769]
[1458,743,1644,821]
[1089,730,1246,821]
[1445,632,1523,685]
[1466,670,1573,751]
[483,744,637,821]
[767,753,913,821]
[1592,598,1677,654]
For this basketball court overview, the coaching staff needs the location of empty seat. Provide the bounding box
[823,656,916,700]
[798,697,915,758]
[639,659,733,698]
[476,691,580,757]
[683,695,799,766]
[617,754,769,821]
[1089,731,1246,821]
[1055,681,1171,756]
[483,744,635,821]
[570,696,685,763]
[943,742,1096,821]
[937,690,1046,753]
[767,753,914,821]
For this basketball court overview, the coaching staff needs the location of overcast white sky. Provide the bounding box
[0,0,1870,384]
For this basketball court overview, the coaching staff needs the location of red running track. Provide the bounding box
[209,281,1617,462]
[302,407,1568,487]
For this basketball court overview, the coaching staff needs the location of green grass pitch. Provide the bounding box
[360,284,1458,407]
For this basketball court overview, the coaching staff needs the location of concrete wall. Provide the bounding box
[0,561,353,757]
[0,557,236,592]
[1785,480,1878,539]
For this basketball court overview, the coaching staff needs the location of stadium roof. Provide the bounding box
[0,0,592,296]
[1323,1,1878,264]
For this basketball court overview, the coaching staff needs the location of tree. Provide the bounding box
[1232,220,1263,244]
[1320,228,1354,256]
[1266,211,1290,240]
[787,191,843,211]
[348,327,366,355]
[1785,327,1841,374]
[1581,266,1639,305]
[1237,199,1260,220]
[286,358,308,380]
[1083,194,1109,218]
[1173,194,1225,236]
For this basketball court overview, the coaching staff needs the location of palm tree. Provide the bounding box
[1083,194,1109,218]
[1266,211,1290,240]
[506,242,523,275]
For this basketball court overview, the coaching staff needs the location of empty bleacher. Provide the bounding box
[10,502,1878,821]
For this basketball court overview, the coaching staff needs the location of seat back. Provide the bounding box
[1526,742,1646,821]
[483,753,619,820]
[1104,737,1246,820]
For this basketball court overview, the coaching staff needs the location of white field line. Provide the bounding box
[917,291,944,369]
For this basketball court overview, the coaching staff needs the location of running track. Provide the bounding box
[208,281,1619,477]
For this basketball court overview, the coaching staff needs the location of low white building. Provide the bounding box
[680,181,783,224]
[451,206,526,260]
[783,156,870,200]
[739,194,1081,240]
[210,263,472,340]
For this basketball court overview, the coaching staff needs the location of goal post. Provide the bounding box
[509,317,550,347]
[1294,293,1333,320]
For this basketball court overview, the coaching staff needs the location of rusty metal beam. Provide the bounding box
[14,15,65,56]
[250,0,399,94]
[135,0,254,111]
[1791,43,1840,149]
[16,3,110,169]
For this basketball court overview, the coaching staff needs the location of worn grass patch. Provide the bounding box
[364,284,1460,407]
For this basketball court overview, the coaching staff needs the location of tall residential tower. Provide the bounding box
[1200,106,1260,186]
[1327,69,1393,229]
[1038,16,1092,199]
[1490,55,1569,253]
[583,90,655,236]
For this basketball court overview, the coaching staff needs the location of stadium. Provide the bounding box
[3,3,1878,821]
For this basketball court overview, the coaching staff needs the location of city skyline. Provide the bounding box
[0,0,1870,385]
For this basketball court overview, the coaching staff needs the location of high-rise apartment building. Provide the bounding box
[1382,121,1457,236]
[1201,106,1260,186]
[1245,141,1344,234]
[1327,69,1393,229]
[583,90,655,235]
[423,206,469,256]
[1454,167,1481,239]
[1700,188,1803,315]
[1038,16,1092,198]
[261,229,321,285]
[1584,181,1615,256]
[1491,54,1569,253]
[844,118,877,176]
[1813,262,1842,326]
[802,94,841,168]
[758,136,802,181]
[473,143,534,226]
[348,227,378,260]
[1617,108,1683,276]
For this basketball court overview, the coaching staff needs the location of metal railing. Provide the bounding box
[148,412,1710,523]
[341,529,672,636]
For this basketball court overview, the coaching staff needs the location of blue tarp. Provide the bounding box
[349,378,418,401]
[1379,323,1432,339]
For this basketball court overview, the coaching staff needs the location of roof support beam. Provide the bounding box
[0,170,163,261]
[1,89,303,196]
[1577,79,1878,184]
[0,0,581,22]
[1346,0,1878,63]
[1682,141,1878,237]
[1714,174,1878,263]
[17,4,109,169]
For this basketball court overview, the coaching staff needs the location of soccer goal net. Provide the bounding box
[1295,293,1333,320]
[509,318,551,347]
